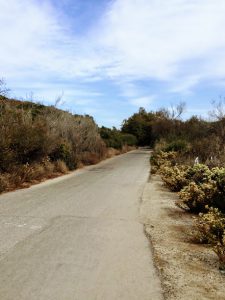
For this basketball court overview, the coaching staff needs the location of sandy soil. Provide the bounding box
[140,174,225,300]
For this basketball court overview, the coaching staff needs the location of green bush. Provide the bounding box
[99,127,137,149]
[211,167,225,212]
[50,143,75,170]
[164,140,189,152]
[186,164,212,184]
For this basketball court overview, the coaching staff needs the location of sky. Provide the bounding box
[1,0,225,127]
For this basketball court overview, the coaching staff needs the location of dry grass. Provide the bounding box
[54,160,69,174]
[81,152,101,165]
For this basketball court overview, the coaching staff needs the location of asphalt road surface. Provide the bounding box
[0,150,163,300]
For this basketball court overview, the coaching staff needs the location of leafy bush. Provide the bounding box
[164,139,189,152]
[100,127,137,149]
[177,165,225,213]
[50,142,75,170]
[179,181,217,213]
[194,207,225,244]
[150,151,177,171]
[160,165,189,192]
[186,164,212,184]
[210,167,225,212]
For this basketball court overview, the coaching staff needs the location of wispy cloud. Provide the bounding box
[129,96,155,108]
[2,0,225,86]
[99,0,225,88]
[1,0,225,125]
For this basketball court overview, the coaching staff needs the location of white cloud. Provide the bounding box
[129,96,155,108]
[99,0,225,87]
[169,75,201,94]
[0,0,108,82]
[1,0,225,98]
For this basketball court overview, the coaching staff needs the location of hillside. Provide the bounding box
[0,96,136,193]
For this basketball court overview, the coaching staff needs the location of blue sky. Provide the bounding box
[1,0,225,127]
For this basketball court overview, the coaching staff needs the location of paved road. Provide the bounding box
[0,150,162,300]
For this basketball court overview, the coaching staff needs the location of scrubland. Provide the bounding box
[0,95,136,193]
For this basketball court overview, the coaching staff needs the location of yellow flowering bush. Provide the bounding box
[150,151,177,171]
[151,149,225,270]
[186,164,212,184]
[160,165,189,192]
[194,207,225,244]
[194,207,225,270]
[179,181,217,213]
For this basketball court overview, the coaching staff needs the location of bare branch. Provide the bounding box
[0,78,10,96]
[209,98,225,120]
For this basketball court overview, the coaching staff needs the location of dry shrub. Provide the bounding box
[31,164,46,180]
[190,135,221,163]
[121,145,136,153]
[0,174,10,193]
[54,160,68,174]
[106,148,120,158]
[154,139,168,152]
[9,164,34,185]
[76,161,84,169]
[42,158,55,176]
[81,152,100,165]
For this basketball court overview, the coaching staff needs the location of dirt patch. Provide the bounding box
[140,174,225,300]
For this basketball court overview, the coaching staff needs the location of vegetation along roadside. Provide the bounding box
[0,94,137,194]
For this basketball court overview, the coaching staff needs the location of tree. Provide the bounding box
[122,108,155,146]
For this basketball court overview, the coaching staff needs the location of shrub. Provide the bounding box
[50,142,75,170]
[0,174,10,193]
[179,181,217,213]
[121,133,137,146]
[54,160,68,174]
[150,151,177,172]
[30,164,46,181]
[100,127,137,149]
[186,164,212,184]
[210,167,225,212]
[81,152,100,165]
[160,165,189,192]
[9,163,35,184]
[164,139,189,152]
[42,159,55,177]
[193,207,225,244]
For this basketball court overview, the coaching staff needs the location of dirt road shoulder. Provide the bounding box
[140,174,225,300]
